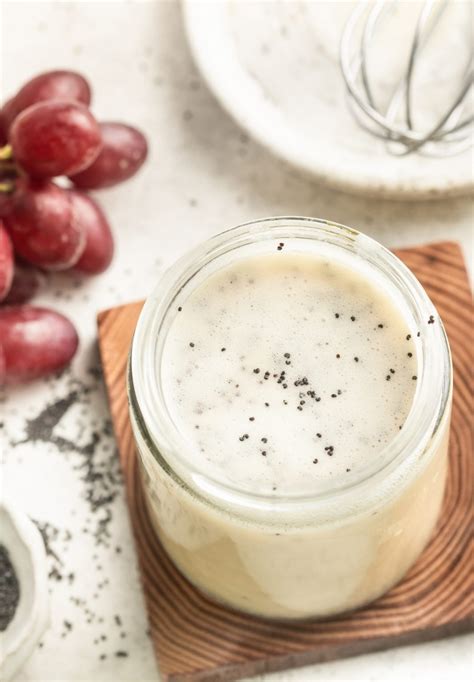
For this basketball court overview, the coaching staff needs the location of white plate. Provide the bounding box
[182,1,473,199]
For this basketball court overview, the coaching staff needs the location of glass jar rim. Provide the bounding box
[129,217,452,517]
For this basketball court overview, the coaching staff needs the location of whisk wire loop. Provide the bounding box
[340,0,474,156]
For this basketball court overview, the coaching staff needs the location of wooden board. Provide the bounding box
[97,241,473,682]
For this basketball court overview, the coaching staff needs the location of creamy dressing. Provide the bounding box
[132,237,450,618]
[161,251,417,496]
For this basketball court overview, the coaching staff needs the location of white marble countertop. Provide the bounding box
[2,2,473,681]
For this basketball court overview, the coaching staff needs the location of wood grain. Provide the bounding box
[97,241,473,682]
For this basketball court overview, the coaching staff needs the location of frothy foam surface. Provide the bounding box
[161,251,417,496]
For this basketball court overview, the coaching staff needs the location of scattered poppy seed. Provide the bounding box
[189,342,195,348]
[0,545,19,630]
[249,417,255,421]
[350,316,356,321]
[354,356,359,362]
[412,375,418,380]
[406,334,411,340]
[177,306,182,312]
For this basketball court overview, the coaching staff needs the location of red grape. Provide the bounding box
[0,191,13,218]
[0,305,78,384]
[10,101,101,178]
[0,222,14,301]
[2,70,91,133]
[0,343,5,384]
[3,263,45,304]
[69,191,114,274]
[4,179,85,270]
[69,122,148,189]
[0,110,7,145]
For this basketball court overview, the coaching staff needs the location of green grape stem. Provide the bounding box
[0,180,15,193]
[0,144,13,161]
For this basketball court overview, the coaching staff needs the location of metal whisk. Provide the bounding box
[340,0,474,156]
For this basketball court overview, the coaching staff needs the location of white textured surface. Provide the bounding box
[1,2,473,681]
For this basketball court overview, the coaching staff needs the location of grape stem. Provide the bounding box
[0,180,15,193]
[0,144,13,161]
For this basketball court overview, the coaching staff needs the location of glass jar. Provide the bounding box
[128,217,452,619]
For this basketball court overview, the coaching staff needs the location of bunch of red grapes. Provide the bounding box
[0,70,148,385]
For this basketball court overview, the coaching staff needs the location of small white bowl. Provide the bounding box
[0,500,49,680]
